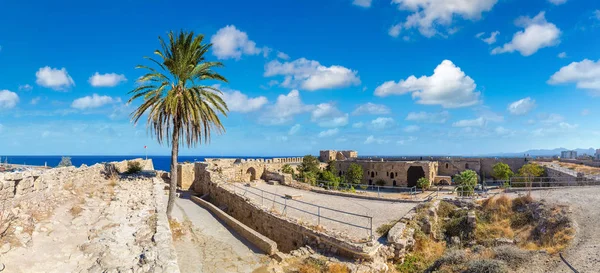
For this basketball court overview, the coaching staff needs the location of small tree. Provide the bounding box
[125,161,143,174]
[320,170,340,188]
[303,171,317,186]
[375,179,386,186]
[492,162,514,181]
[281,164,295,175]
[325,159,337,175]
[299,155,320,175]
[57,156,73,167]
[517,163,544,189]
[454,170,478,196]
[417,177,430,190]
[345,163,363,185]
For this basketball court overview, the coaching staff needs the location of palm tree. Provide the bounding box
[129,31,228,217]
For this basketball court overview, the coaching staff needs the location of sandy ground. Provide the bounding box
[169,192,269,273]
[229,182,418,240]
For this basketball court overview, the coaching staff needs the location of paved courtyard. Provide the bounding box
[225,182,419,240]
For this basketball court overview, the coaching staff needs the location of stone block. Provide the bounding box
[387,222,406,244]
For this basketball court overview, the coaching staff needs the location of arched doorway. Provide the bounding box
[246,167,257,181]
[407,166,425,187]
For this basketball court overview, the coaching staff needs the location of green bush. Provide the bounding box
[396,254,423,273]
[463,259,508,273]
[375,179,386,186]
[456,184,474,196]
[430,248,467,271]
[57,156,73,167]
[125,161,143,174]
[281,164,295,175]
[417,177,430,190]
[492,245,530,266]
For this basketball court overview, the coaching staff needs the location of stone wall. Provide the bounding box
[110,158,154,173]
[319,150,358,162]
[0,159,154,208]
[191,162,376,259]
[335,160,438,187]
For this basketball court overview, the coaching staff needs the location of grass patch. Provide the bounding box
[376,220,398,236]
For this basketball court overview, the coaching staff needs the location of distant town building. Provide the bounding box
[561,150,577,159]
[595,149,600,160]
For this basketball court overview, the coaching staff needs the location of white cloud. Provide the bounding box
[352,122,364,128]
[0,90,19,109]
[211,25,263,60]
[507,97,536,115]
[595,10,600,20]
[494,126,515,136]
[539,113,564,124]
[391,0,498,37]
[548,59,600,94]
[388,24,402,38]
[353,0,372,8]
[318,128,340,138]
[558,52,567,59]
[352,103,391,115]
[30,97,41,105]
[71,94,118,110]
[558,122,577,130]
[403,125,420,133]
[264,58,360,91]
[548,0,567,5]
[406,111,449,123]
[581,109,590,116]
[364,135,389,144]
[492,12,561,56]
[374,60,480,108]
[18,84,33,91]
[288,124,301,135]
[397,136,418,145]
[277,51,290,60]
[311,103,349,127]
[219,86,268,113]
[452,117,486,127]
[260,90,312,125]
[89,72,127,87]
[371,117,394,129]
[35,66,75,91]
[476,31,499,44]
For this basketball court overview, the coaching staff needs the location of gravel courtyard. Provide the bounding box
[225,182,418,240]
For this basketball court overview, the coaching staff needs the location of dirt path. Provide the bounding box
[170,193,269,273]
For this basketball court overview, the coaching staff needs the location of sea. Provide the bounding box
[0,155,275,172]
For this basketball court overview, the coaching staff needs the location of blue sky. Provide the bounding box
[1,0,599,156]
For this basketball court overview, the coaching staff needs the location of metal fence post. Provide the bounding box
[318,206,321,226]
[377,186,380,198]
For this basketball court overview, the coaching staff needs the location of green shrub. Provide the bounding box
[492,245,530,266]
[125,161,143,174]
[463,259,508,273]
[456,184,474,196]
[437,201,458,218]
[57,156,73,167]
[281,164,295,175]
[376,220,398,236]
[417,177,430,190]
[396,254,423,273]
[375,179,386,186]
[430,248,467,270]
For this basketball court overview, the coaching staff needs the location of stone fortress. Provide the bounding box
[176,150,530,190]
[322,150,530,187]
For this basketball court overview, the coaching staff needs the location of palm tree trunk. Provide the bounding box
[166,124,180,218]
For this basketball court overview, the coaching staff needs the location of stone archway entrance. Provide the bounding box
[407,166,425,187]
[246,167,257,181]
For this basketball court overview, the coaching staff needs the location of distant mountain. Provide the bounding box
[493,147,597,157]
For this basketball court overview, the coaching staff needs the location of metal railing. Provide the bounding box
[447,177,600,198]
[316,180,419,199]
[229,183,374,238]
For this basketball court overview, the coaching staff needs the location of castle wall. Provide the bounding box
[334,161,438,187]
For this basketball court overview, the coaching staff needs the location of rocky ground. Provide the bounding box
[0,166,177,273]
[515,187,600,273]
